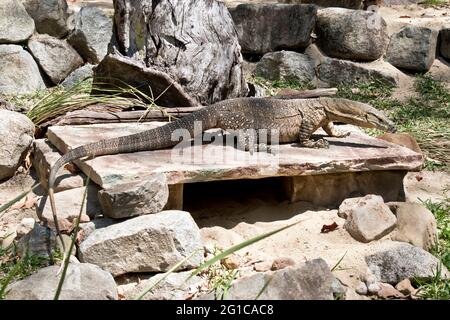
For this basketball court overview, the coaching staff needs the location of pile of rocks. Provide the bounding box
[230,3,450,90]
[0,0,112,95]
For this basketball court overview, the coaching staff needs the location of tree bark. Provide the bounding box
[94,0,248,107]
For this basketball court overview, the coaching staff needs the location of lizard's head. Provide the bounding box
[324,99,397,133]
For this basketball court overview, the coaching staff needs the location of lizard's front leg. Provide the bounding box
[298,116,329,149]
[236,129,272,154]
[322,122,351,138]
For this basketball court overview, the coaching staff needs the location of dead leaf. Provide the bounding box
[399,15,411,18]
[10,195,38,210]
[321,222,338,233]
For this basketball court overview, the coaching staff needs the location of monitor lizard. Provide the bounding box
[47,97,396,241]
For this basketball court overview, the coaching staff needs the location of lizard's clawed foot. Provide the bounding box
[300,138,330,149]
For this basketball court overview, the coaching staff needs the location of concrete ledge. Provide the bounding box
[283,170,407,207]
[47,123,423,189]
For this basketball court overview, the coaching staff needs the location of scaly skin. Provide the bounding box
[47,97,396,244]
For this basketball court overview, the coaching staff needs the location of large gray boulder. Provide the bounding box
[255,51,315,83]
[230,4,316,55]
[316,56,402,87]
[385,26,438,72]
[119,271,204,300]
[78,211,203,276]
[340,195,397,243]
[60,64,95,90]
[316,8,389,61]
[389,202,437,251]
[0,109,34,180]
[17,224,71,260]
[440,28,450,60]
[202,259,339,300]
[5,263,117,300]
[67,6,113,64]
[366,242,450,284]
[94,0,247,107]
[37,184,102,232]
[21,0,69,38]
[0,44,45,95]
[98,174,169,219]
[0,0,35,44]
[28,34,84,84]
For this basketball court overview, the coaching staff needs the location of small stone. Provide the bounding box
[0,44,46,95]
[362,272,378,287]
[98,174,169,219]
[28,34,84,84]
[254,260,273,272]
[16,218,35,238]
[255,51,315,83]
[355,281,368,295]
[367,282,380,294]
[377,283,405,299]
[365,242,450,284]
[68,6,113,63]
[271,257,296,271]
[0,110,35,180]
[342,195,397,243]
[0,0,35,43]
[5,263,117,300]
[386,26,438,72]
[221,255,241,270]
[395,279,417,296]
[37,184,102,231]
[389,202,437,251]
[78,211,203,276]
[377,133,422,154]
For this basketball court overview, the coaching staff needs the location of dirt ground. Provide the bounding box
[180,170,449,293]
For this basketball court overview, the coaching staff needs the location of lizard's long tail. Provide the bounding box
[47,106,216,243]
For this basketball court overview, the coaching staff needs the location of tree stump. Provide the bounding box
[94,0,248,107]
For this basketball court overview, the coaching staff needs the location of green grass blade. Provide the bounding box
[53,175,91,300]
[134,249,202,300]
[0,183,40,218]
[255,275,273,300]
[331,251,348,272]
[190,221,299,278]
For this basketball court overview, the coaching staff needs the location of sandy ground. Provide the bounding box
[180,170,449,290]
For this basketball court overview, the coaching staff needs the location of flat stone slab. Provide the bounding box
[47,122,423,189]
